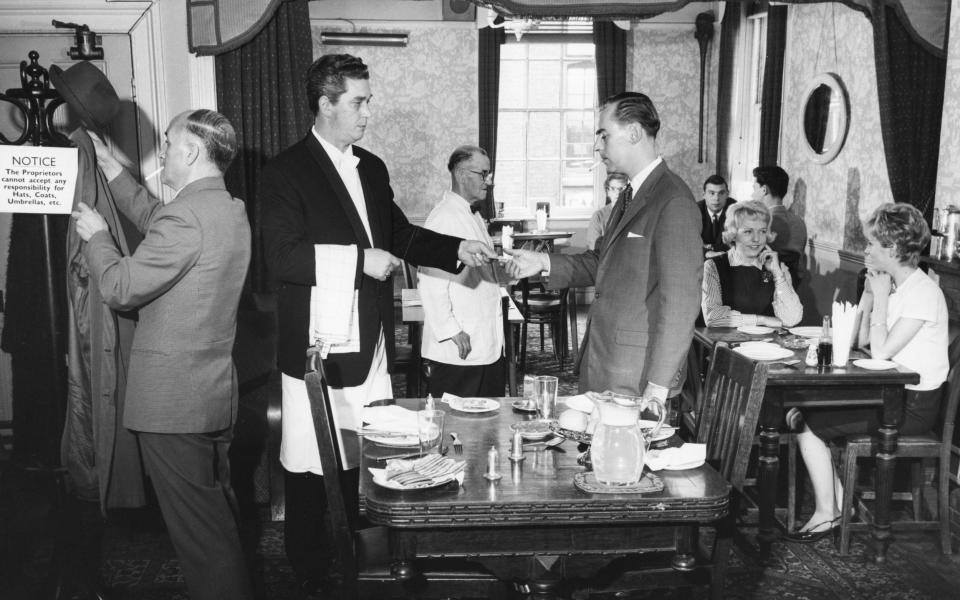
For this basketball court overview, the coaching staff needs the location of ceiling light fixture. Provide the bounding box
[319,31,409,47]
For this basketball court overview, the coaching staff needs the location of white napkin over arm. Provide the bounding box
[309,244,361,358]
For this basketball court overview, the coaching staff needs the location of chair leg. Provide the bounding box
[839,446,859,555]
[787,434,797,533]
[911,462,923,521]
[519,320,528,372]
[939,462,953,556]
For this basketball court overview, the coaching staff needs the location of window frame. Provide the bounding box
[496,33,601,220]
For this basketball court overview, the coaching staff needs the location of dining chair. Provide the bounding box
[695,343,770,599]
[303,349,510,599]
[684,339,801,532]
[513,280,570,371]
[836,336,960,556]
[394,261,427,397]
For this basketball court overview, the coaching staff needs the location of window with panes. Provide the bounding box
[495,40,599,218]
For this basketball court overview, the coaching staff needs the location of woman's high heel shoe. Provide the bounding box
[783,516,840,543]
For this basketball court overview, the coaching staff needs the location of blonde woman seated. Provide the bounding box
[701,200,802,328]
[786,203,948,542]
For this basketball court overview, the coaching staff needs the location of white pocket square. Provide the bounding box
[627,232,644,238]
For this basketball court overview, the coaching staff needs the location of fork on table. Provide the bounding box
[450,432,463,454]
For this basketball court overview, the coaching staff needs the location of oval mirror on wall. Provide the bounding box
[800,73,849,164]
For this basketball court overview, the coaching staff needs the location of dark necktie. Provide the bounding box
[617,183,634,219]
[712,213,721,241]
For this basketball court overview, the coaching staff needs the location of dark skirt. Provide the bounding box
[805,386,943,441]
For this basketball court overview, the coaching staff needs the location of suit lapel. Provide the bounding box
[602,161,669,253]
[357,159,384,247]
[306,135,371,248]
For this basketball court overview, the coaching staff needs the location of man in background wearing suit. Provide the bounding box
[698,173,736,258]
[261,54,494,598]
[506,92,702,407]
[73,110,253,600]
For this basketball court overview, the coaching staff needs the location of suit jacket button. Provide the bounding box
[594,292,601,299]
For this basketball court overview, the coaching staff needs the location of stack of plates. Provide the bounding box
[734,341,794,361]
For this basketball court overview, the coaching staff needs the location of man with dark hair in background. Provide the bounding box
[698,173,736,258]
[752,165,807,282]
[260,54,495,598]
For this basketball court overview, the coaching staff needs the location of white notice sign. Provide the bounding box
[0,146,78,214]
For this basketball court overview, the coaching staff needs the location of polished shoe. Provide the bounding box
[783,517,839,543]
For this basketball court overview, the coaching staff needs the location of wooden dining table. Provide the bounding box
[692,327,920,561]
[360,397,730,597]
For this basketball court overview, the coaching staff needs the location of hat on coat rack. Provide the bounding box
[49,61,119,136]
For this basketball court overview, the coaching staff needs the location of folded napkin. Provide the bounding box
[361,405,419,435]
[309,244,360,358]
[831,300,857,365]
[645,443,706,471]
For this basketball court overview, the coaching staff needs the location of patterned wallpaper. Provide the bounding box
[934,0,960,210]
[629,25,719,198]
[311,24,479,218]
[780,3,893,251]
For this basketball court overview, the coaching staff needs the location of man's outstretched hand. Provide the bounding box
[457,240,498,268]
[503,247,549,279]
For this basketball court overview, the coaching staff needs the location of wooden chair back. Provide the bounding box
[304,349,359,590]
[695,343,770,490]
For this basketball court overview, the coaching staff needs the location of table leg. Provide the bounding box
[873,385,905,563]
[757,395,783,546]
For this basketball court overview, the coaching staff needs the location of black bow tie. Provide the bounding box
[470,204,482,214]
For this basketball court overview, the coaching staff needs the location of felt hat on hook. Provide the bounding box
[49,61,119,136]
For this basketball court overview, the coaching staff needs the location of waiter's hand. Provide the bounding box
[502,248,549,279]
[451,331,472,360]
[457,240,497,268]
[72,202,108,241]
[363,248,401,281]
[88,131,124,181]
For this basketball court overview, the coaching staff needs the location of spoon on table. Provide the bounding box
[523,437,565,451]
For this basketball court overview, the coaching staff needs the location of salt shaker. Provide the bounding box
[483,445,502,480]
[424,394,435,412]
[508,430,525,462]
[805,340,818,367]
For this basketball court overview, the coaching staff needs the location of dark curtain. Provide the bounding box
[593,21,626,102]
[478,25,505,219]
[715,3,740,177]
[215,0,313,292]
[872,2,946,222]
[758,5,787,166]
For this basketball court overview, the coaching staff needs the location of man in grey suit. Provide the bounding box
[73,109,253,600]
[506,92,703,405]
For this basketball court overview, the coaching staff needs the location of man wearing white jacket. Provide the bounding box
[419,146,506,397]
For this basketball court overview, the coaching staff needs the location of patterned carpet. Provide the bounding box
[2,309,959,599]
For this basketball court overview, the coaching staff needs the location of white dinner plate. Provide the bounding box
[446,397,501,413]
[734,342,794,361]
[853,358,898,371]
[661,458,706,471]
[368,468,462,490]
[737,325,774,335]
[365,434,420,447]
[564,394,595,413]
[789,326,829,338]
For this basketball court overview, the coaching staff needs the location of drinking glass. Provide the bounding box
[535,375,558,421]
[418,409,445,455]
[522,374,537,410]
